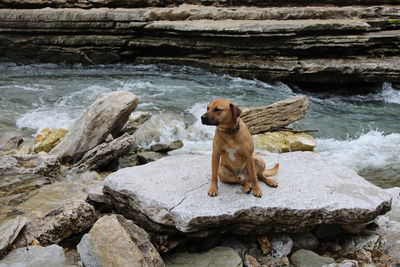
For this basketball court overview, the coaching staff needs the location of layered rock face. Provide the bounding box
[103,152,392,235]
[0,4,399,88]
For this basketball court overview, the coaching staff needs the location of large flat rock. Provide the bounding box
[103,152,391,235]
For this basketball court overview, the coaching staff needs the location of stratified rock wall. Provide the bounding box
[0,3,399,87]
[1,0,400,8]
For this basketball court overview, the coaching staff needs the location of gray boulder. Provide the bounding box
[73,133,134,171]
[103,152,391,235]
[77,214,164,267]
[15,200,97,246]
[291,249,335,267]
[164,247,242,267]
[0,216,27,256]
[0,245,66,267]
[50,91,138,163]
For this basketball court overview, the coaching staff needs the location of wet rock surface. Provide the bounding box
[0,154,61,218]
[103,152,391,235]
[50,91,138,163]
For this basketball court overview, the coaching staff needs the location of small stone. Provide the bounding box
[353,249,372,263]
[291,249,335,267]
[164,247,242,267]
[258,255,290,266]
[0,245,66,267]
[270,234,293,258]
[343,234,384,254]
[117,153,141,169]
[245,254,261,267]
[258,236,272,255]
[150,140,184,152]
[322,259,359,267]
[136,151,166,164]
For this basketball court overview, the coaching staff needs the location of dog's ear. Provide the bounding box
[230,103,242,120]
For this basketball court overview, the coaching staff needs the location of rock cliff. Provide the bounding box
[0,2,399,89]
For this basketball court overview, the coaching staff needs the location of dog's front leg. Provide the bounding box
[208,151,220,197]
[247,158,262,197]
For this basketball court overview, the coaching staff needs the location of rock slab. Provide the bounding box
[0,216,26,256]
[50,91,138,163]
[103,152,391,234]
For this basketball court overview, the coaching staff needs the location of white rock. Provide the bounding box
[103,152,391,234]
[270,235,293,258]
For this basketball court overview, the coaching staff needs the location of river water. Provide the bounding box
[1,62,399,188]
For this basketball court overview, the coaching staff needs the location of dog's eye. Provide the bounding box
[214,108,223,112]
[207,107,209,111]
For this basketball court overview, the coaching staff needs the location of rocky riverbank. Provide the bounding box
[0,91,399,266]
[0,3,400,90]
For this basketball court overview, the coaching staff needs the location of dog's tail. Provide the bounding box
[263,163,279,177]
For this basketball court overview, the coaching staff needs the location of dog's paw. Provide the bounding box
[208,186,218,197]
[266,178,278,188]
[243,183,252,194]
[253,187,263,197]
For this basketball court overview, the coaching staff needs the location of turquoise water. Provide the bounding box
[1,62,399,187]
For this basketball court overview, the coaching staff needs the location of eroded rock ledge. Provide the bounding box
[103,152,392,235]
[0,5,399,89]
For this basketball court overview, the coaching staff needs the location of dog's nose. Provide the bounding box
[201,114,208,124]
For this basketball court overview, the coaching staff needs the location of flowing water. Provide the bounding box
[1,62,400,188]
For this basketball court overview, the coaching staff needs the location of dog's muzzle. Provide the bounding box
[201,113,218,125]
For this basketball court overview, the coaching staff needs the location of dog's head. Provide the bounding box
[201,99,241,126]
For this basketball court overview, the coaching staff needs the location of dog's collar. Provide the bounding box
[221,122,240,135]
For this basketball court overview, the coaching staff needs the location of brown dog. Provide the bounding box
[201,99,279,197]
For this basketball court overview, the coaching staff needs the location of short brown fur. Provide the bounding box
[201,99,279,197]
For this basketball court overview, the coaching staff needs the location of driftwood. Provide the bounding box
[241,95,311,135]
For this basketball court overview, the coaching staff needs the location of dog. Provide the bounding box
[201,99,279,197]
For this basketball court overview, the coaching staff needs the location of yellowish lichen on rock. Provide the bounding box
[255,131,316,152]
[33,128,68,153]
